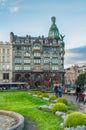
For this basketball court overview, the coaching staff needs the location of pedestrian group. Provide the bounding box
[54,85,62,98]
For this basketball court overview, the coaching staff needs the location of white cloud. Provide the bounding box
[64,52,86,68]
[65,52,83,59]
[0,0,5,2]
[10,6,19,12]
[75,61,86,65]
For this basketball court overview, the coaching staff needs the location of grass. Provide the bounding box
[68,103,79,110]
[0,91,62,130]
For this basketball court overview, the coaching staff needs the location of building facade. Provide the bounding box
[11,17,65,86]
[64,65,86,85]
[78,65,86,73]
[0,42,12,83]
[64,66,79,85]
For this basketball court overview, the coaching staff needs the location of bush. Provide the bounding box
[37,92,43,97]
[64,112,86,127]
[52,103,68,113]
[49,95,57,101]
[28,90,35,94]
[56,97,68,105]
[42,93,49,98]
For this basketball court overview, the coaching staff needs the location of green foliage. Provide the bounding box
[64,112,86,127]
[75,73,86,86]
[49,95,57,101]
[57,97,68,105]
[42,93,49,98]
[52,103,68,113]
[37,92,43,97]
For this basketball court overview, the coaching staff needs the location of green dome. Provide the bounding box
[48,16,60,40]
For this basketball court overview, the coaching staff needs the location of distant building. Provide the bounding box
[64,66,79,85]
[0,42,12,83]
[64,65,86,85]
[10,17,65,86]
[78,65,86,73]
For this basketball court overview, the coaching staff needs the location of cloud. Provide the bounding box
[10,6,19,12]
[0,0,5,2]
[65,52,84,59]
[64,47,86,68]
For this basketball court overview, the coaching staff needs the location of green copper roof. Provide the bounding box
[48,16,60,40]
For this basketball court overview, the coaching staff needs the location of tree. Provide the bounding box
[75,73,86,86]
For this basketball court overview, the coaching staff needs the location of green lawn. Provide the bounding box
[0,91,62,130]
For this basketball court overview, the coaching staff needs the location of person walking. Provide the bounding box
[58,85,62,97]
[76,85,81,102]
[54,85,59,98]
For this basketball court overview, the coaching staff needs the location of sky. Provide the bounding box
[0,0,86,68]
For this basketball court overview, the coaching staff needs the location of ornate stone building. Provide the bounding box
[64,65,86,85]
[64,66,80,85]
[10,16,65,86]
[0,42,12,83]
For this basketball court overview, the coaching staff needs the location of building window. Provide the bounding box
[7,56,10,62]
[7,49,9,54]
[24,59,30,63]
[24,66,30,70]
[52,66,58,70]
[43,53,49,57]
[44,59,49,64]
[52,53,57,57]
[7,65,9,70]
[34,44,40,50]
[24,47,30,51]
[3,73,9,79]
[53,47,58,51]
[16,46,21,50]
[15,59,22,63]
[14,52,21,56]
[24,52,30,57]
[52,59,58,64]
[2,56,5,62]
[34,66,40,70]
[3,49,5,53]
[43,47,50,51]
[44,65,49,70]
[34,52,41,56]
[34,59,40,64]
[15,66,22,70]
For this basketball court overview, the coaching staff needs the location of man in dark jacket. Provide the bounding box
[54,85,59,98]
[76,86,81,101]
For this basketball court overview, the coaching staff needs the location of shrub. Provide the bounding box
[37,92,43,97]
[42,93,49,98]
[28,90,35,94]
[49,95,57,101]
[64,112,86,127]
[52,103,68,113]
[56,97,68,105]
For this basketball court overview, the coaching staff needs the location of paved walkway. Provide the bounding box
[49,93,86,114]
[63,94,86,114]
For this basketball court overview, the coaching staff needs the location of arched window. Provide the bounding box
[33,44,40,50]
[24,52,30,57]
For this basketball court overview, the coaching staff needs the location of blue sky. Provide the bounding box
[0,0,86,67]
